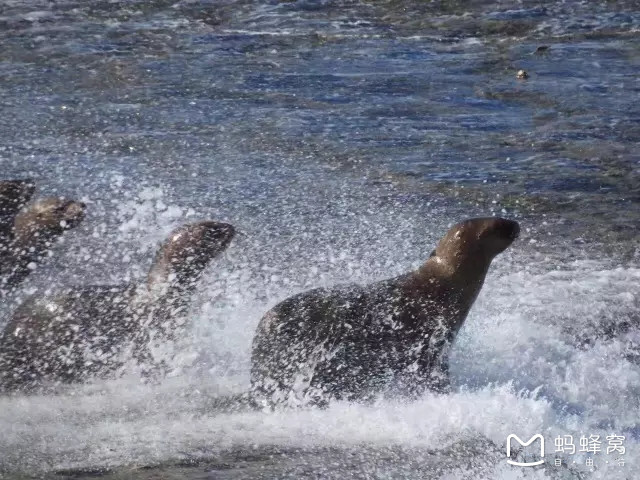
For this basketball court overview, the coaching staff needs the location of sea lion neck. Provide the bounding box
[409,216,520,295]
[145,254,209,298]
[143,222,234,340]
[413,254,491,288]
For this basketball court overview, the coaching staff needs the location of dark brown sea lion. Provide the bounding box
[250,217,520,408]
[0,179,35,251]
[0,221,235,392]
[0,197,86,294]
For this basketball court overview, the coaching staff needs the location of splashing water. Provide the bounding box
[0,0,638,478]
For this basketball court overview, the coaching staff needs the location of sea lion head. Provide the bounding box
[147,220,236,290]
[431,217,520,277]
[0,179,35,217]
[13,197,86,241]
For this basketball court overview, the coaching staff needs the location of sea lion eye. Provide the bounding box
[429,249,436,257]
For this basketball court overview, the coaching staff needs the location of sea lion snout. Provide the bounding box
[494,218,520,241]
[59,200,86,228]
[476,217,520,257]
[508,222,520,240]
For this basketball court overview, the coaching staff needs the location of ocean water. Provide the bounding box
[0,0,638,478]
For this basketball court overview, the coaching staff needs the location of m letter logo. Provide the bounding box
[506,434,545,466]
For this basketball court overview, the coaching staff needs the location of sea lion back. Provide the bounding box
[0,285,137,391]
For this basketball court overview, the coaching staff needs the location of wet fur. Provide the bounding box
[251,217,519,408]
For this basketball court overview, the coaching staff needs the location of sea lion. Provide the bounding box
[0,197,86,294]
[0,179,35,250]
[250,217,520,408]
[0,221,235,392]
